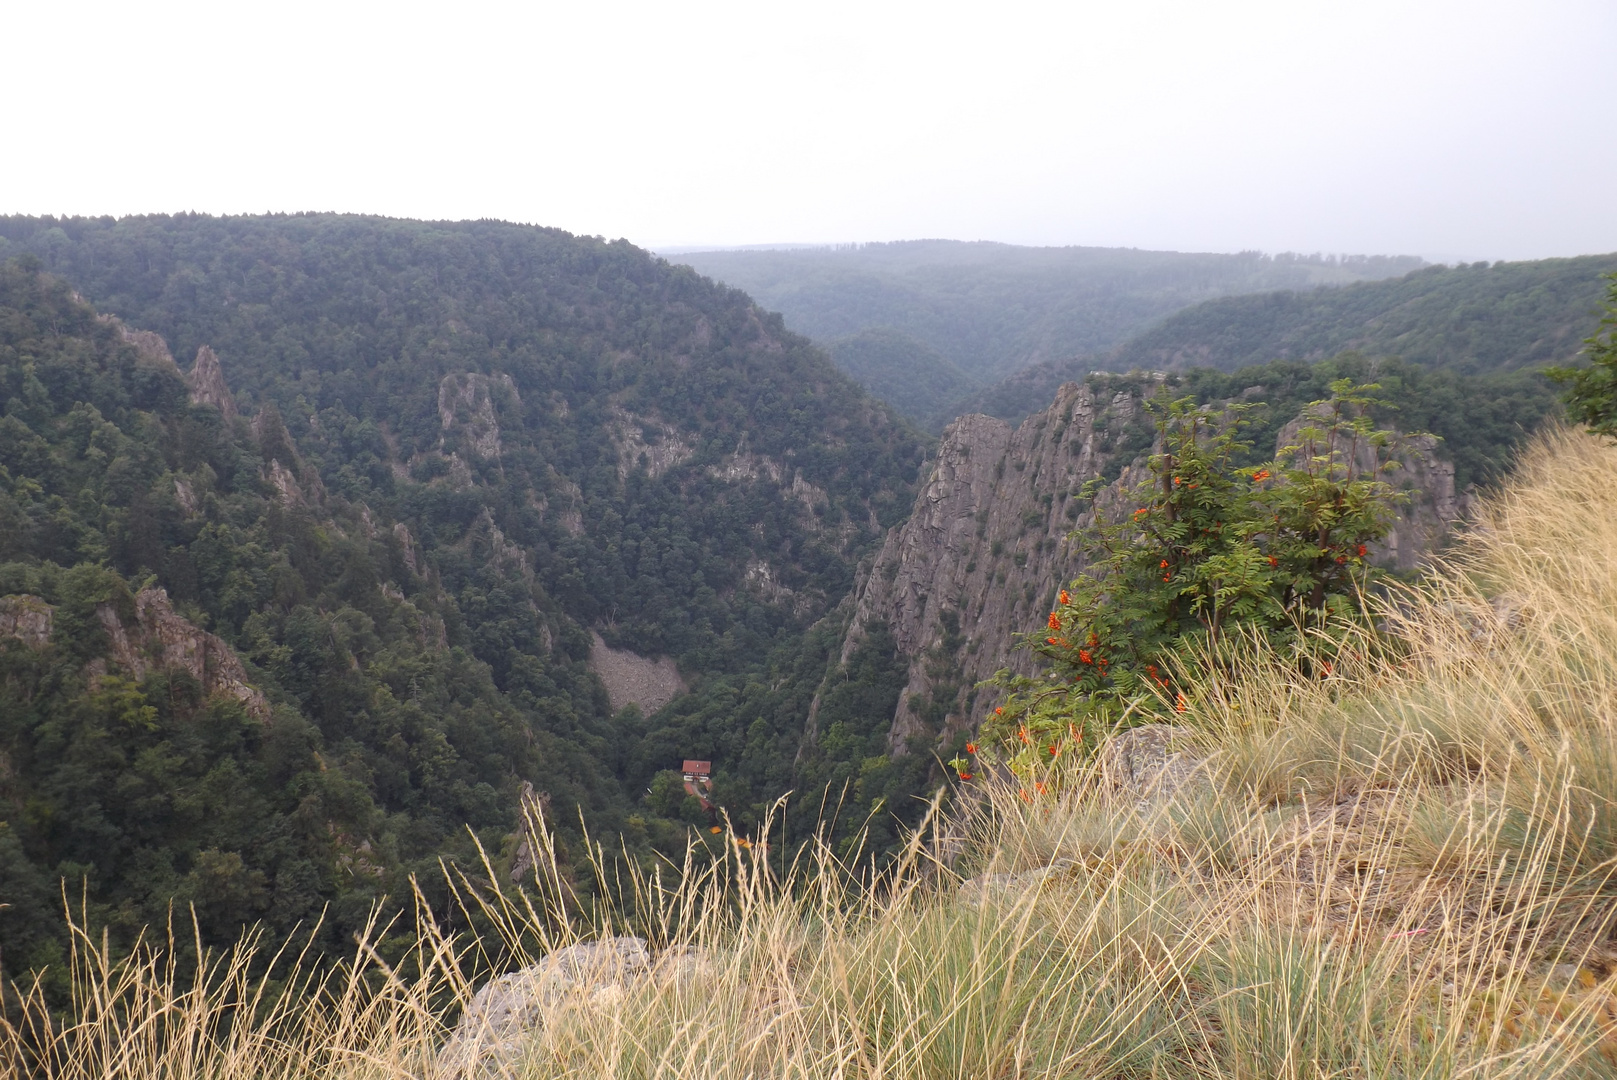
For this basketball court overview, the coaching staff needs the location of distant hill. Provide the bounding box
[825,328,979,429]
[670,241,1423,421]
[1109,254,1617,375]
[960,254,1617,425]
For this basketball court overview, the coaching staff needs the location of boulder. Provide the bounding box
[1100,724,1207,806]
[957,859,1074,908]
[437,937,716,1078]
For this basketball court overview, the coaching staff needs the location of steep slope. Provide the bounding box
[0,217,924,977]
[818,369,1499,768]
[670,242,1422,401]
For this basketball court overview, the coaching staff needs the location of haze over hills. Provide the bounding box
[669,240,1424,425]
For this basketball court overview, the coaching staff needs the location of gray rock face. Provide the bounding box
[438,372,519,461]
[1274,410,1469,573]
[436,937,712,1078]
[1099,724,1207,805]
[814,381,1156,757]
[957,859,1075,908]
[188,345,237,417]
[93,587,269,720]
[817,379,1474,763]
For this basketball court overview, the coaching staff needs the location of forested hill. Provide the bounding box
[0,215,925,982]
[669,241,1422,419]
[1109,254,1617,375]
[957,254,1617,425]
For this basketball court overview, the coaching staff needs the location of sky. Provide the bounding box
[6,0,1615,262]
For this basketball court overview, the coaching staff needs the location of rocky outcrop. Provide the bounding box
[1100,724,1208,806]
[108,319,180,372]
[95,587,269,720]
[825,379,1474,761]
[436,937,713,1078]
[822,381,1153,756]
[0,595,52,648]
[1274,409,1470,572]
[188,346,237,417]
[439,373,518,460]
[609,407,694,479]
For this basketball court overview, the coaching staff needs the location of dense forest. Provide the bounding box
[672,241,1422,420]
[1110,254,1617,375]
[957,255,1617,426]
[0,216,932,987]
[825,328,977,429]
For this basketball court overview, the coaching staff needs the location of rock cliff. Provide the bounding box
[188,345,238,417]
[819,380,1470,760]
[93,587,270,720]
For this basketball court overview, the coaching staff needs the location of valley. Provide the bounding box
[0,214,1604,993]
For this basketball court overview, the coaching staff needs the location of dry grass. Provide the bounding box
[7,425,1617,1078]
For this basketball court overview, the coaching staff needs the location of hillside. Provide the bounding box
[958,253,1617,424]
[1111,253,1617,375]
[0,216,925,979]
[670,241,1422,419]
[10,425,1617,1079]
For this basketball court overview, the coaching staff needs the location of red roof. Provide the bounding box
[682,760,712,775]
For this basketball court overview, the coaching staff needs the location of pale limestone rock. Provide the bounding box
[267,459,303,505]
[438,373,518,460]
[435,938,653,1079]
[958,859,1075,908]
[820,379,1473,762]
[608,407,694,479]
[1100,724,1208,805]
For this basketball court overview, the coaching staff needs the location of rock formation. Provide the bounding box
[188,346,237,417]
[588,632,686,715]
[820,379,1473,762]
[820,381,1152,757]
[0,594,53,648]
[436,937,715,1079]
[94,587,269,720]
[439,372,519,460]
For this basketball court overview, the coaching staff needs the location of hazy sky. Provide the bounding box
[8,0,1614,262]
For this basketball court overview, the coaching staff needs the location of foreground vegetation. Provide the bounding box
[6,424,1617,1077]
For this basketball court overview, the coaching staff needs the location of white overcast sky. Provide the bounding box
[7,0,1615,262]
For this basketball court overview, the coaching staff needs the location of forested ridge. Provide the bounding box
[954,256,1613,428]
[1110,254,1617,375]
[672,240,1422,423]
[0,215,930,987]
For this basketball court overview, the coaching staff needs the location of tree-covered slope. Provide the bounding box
[957,255,1616,425]
[670,241,1422,391]
[825,327,980,430]
[1108,254,1617,375]
[0,216,926,982]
